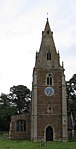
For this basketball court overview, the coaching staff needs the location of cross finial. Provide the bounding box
[47,12,48,21]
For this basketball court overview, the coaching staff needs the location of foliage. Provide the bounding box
[0,85,31,131]
[66,74,76,120]
[0,93,16,131]
[9,85,31,114]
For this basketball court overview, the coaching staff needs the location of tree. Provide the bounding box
[0,93,10,109]
[66,74,76,120]
[9,85,31,114]
[0,93,16,131]
[0,85,31,130]
[0,85,31,131]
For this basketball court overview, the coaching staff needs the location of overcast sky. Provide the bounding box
[0,0,76,94]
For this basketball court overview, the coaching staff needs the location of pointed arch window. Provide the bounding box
[46,74,52,85]
[47,52,51,60]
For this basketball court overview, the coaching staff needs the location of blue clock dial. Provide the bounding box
[44,87,54,96]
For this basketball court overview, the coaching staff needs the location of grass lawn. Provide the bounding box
[0,132,76,149]
[0,140,76,149]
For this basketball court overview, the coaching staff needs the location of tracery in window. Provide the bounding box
[16,120,26,132]
[47,52,51,60]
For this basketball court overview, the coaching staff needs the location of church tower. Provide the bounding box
[31,18,68,141]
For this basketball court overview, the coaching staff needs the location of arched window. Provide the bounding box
[47,52,51,60]
[16,120,26,132]
[46,74,52,85]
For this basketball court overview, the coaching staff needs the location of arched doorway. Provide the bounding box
[46,126,53,141]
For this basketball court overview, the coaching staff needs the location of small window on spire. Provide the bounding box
[47,30,49,34]
[47,52,51,60]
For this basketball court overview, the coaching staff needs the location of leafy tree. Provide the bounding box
[0,93,10,109]
[0,85,31,131]
[66,74,76,120]
[8,85,31,114]
[0,93,16,131]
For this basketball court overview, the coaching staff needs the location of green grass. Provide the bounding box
[0,132,76,149]
[0,140,76,149]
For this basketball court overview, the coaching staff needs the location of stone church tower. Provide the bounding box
[9,18,68,141]
[31,18,68,141]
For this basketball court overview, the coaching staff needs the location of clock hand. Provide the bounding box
[48,90,51,95]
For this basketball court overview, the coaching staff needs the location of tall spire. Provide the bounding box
[35,17,61,69]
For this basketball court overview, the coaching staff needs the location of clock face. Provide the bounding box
[44,87,54,96]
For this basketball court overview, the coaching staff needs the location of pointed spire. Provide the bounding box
[42,16,52,36]
[45,17,50,30]
[35,18,61,69]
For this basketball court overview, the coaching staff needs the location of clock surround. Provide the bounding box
[44,87,54,96]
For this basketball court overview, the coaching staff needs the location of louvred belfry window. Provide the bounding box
[46,74,52,85]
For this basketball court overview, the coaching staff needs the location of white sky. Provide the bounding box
[0,0,76,94]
